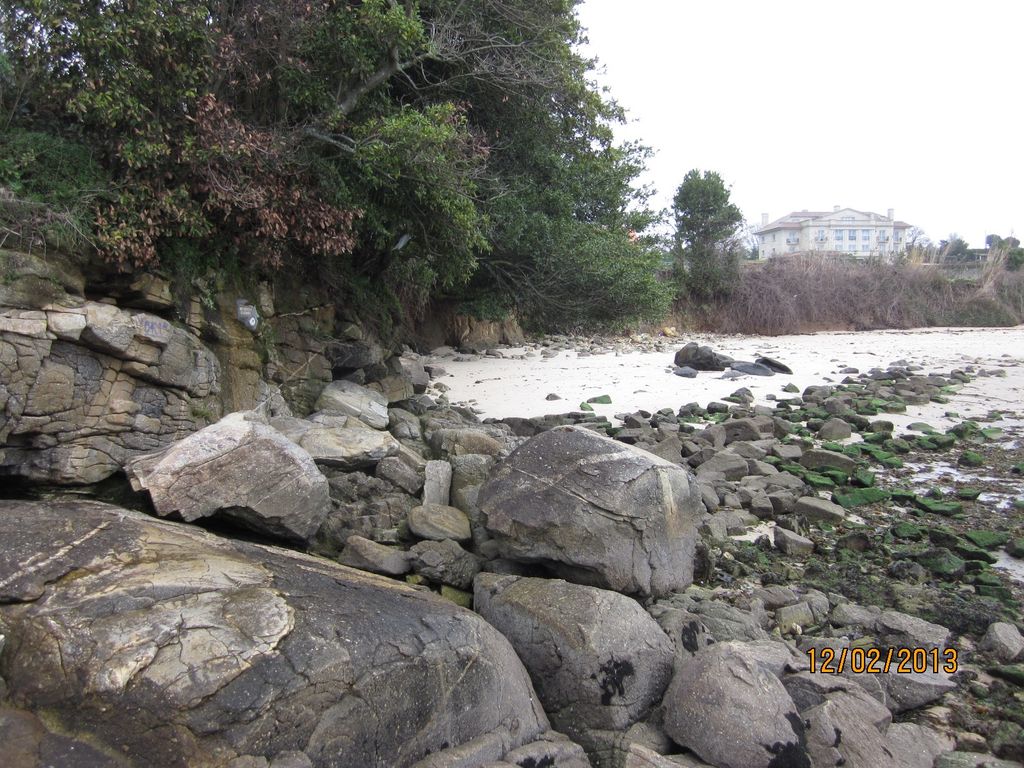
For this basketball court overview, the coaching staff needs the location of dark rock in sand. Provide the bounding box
[756,356,794,375]
[673,342,734,372]
[730,361,775,377]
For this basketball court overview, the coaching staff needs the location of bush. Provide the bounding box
[1007,248,1024,271]
[0,129,108,253]
[678,254,1022,335]
[483,220,672,332]
[0,129,107,205]
[456,292,514,323]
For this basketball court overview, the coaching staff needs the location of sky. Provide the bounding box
[576,0,1023,247]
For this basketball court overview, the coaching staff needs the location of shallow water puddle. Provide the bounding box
[994,550,1024,584]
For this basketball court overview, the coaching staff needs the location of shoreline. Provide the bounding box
[432,325,1024,435]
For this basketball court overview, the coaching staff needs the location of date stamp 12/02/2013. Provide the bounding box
[807,646,958,675]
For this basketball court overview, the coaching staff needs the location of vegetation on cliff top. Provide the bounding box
[0,0,669,330]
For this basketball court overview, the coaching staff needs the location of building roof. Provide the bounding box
[756,208,911,234]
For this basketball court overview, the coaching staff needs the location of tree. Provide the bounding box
[906,226,930,250]
[671,170,743,299]
[938,234,972,263]
[1,0,667,330]
[984,234,1023,271]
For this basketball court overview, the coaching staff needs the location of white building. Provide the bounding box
[754,206,912,259]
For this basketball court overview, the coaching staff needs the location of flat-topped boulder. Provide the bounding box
[283,420,400,470]
[314,379,390,429]
[478,426,703,597]
[125,411,331,542]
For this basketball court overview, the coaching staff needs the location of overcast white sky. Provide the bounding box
[576,0,1023,247]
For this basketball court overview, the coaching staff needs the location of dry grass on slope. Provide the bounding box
[676,254,1023,336]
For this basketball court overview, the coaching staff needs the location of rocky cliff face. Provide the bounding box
[0,250,377,485]
[1,251,223,484]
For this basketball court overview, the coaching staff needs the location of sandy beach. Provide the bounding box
[433,326,1024,435]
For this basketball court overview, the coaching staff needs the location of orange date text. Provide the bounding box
[806,646,958,674]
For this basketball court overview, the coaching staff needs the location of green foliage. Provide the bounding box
[457,292,514,322]
[347,103,488,313]
[989,235,1023,271]
[672,170,743,248]
[483,217,671,331]
[1008,248,1024,271]
[987,234,1020,250]
[671,169,743,300]
[938,234,972,262]
[0,128,108,252]
[1,0,664,332]
[0,129,106,204]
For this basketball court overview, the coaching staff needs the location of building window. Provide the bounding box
[862,244,869,251]
[836,231,844,240]
[848,229,857,239]
[862,229,870,240]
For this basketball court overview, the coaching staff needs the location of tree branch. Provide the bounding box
[301,127,357,154]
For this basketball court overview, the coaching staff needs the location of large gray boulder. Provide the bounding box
[875,610,952,650]
[981,621,1024,662]
[291,422,400,470]
[843,668,956,714]
[125,412,330,542]
[478,426,702,597]
[474,574,674,740]
[799,448,857,475]
[0,500,548,768]
[794,496,847,524]
[662,642,811,768]
[801,679,951,767]
[408,504,472,542]
[315,380,390,429]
